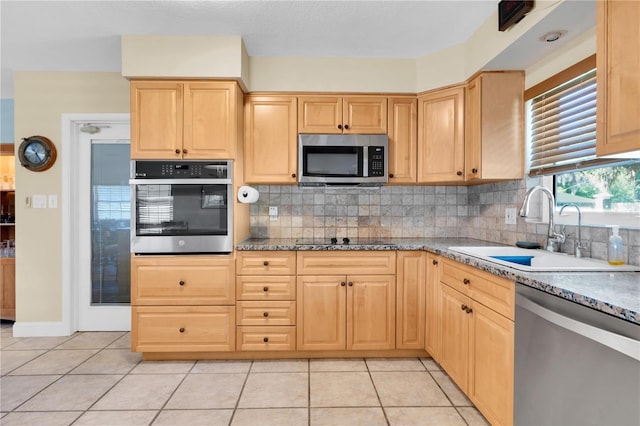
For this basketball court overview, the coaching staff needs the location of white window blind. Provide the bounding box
[529,69,615,176]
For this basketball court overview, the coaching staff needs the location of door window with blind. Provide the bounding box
[528,66,639,217]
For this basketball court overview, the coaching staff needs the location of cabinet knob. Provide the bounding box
[466,307,473,314]
[463,278,470,285]
[182,148,188,154]
[348,281,353,287]
[179,327,185,333]
[389,173,394,178]
[341,281,346,287]
[432,259,438,265]
[456,171,463,176]
[461,304,467,311]
[344,124,349,130]
[337,124,343,130]
[263,286,269,292]
[263,261,269,266]
[175,149,181,155]
[263,312,269,317]
[263,337,269,343]
[472,168,478,174]
[291,173,296,178]
[179,280,185,286]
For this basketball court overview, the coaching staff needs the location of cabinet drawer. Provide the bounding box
[236,326,296,351]
[236,251,296,275]
[236,301,296,326]
[297,251,396,275]
[441,259,514,320]
[131,255,234,305]
[132,306,235,352]
[236,276,296,300]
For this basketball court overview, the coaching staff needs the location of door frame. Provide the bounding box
[61,113,130,333]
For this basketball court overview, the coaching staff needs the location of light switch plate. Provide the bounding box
[269,206,278,221]
[48,194,58,209]
[32,194,47,209]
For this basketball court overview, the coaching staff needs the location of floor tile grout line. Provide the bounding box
[226,359,254,426]
[144,359,198,425]
[364,357,391,426]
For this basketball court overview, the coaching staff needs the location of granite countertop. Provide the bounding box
[236,237,640,325]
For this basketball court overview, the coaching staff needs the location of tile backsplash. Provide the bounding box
[249,180,640,265]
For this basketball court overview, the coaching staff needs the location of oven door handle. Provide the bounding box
[517,294,640,361]
[129,179,232,185]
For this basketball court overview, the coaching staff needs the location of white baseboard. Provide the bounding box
[12,321,75,337]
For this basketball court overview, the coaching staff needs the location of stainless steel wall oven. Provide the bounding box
[130,160,233,254]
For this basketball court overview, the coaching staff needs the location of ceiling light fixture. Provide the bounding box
[540,30,567,43]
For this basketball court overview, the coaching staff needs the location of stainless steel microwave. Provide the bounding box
[298,134,388,185]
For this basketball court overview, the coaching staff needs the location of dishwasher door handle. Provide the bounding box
[517,295,640,362]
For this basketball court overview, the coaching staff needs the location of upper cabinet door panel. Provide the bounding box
[417,86,465,183]
[343,97,387,134]
[131,82,183,159]
[596,0,640,156]
[183,82,237,159]
[298,96,342,133]
[388,98,418,184]
[244,96,298,184]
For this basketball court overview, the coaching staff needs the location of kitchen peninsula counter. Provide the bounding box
[237,237,640,325]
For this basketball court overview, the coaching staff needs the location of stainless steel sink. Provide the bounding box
[448,246,640,272]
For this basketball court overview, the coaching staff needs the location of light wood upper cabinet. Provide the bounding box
[596,0,640,156]
[396,251,425,349]
[417,85,465,183]
[131,80,241,159]
[244,96,298,184]
[388,97,418,184]
[465,72,524,182]
[298,96,387,134]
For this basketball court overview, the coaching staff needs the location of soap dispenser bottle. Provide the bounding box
[608,225,624,265]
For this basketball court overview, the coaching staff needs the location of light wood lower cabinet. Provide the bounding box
[0,257,15,321]
[296,251,397,351]
[438,258,514,426]
[425,253,441,361]
[132,305,235,352]
[396,251,425,349]
[130,255,236,353]
[235,251,297,351]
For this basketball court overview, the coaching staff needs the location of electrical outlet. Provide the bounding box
[505,207,517,225]
[269,206,278,221]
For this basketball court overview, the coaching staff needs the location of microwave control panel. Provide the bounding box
[368,146,385,177]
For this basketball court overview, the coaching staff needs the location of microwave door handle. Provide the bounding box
[363,146,369,177]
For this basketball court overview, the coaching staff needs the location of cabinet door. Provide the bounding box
[425,253,441,361]
[465,77,481,181]
[130,81,183,159]
[183,82,239,159]
[298,96,342,134]
[343,97,387,134]
[244,96,298,183]
[0,258,15,320]
[417,86,465,183]
[396,251,425,349]
[596,0,640,156]
[388,98,418,184]
[469,301,514,426]
[347,275,396,350]
[439,283,469,393]
[297,275,346,350]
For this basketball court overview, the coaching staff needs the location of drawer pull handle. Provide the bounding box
[263,261,269,266]
[463,278,470,285]
[179,280,185,286]
[461,304,467,311]
[348,282,353,286]
[263,312,269,317]
[263,286,269,292]
[341,282,346,287]
[432,259,438,265]
[263,337,269,343]
[179,327,185,333]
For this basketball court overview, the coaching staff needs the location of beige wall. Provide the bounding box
[14,72,129,322]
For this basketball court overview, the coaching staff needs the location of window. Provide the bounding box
[526,55,640,225]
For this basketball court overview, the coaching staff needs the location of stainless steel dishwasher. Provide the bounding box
[515,283,640,425]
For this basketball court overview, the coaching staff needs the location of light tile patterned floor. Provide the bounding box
[0,322,489,425]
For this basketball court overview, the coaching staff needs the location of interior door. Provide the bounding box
[77,123,131,330]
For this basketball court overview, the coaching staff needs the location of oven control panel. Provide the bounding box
[133,160,230,179]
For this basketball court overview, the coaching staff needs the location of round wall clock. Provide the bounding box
[18,136,57,172]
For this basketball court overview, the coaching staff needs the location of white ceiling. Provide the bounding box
[0,0,595,98]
